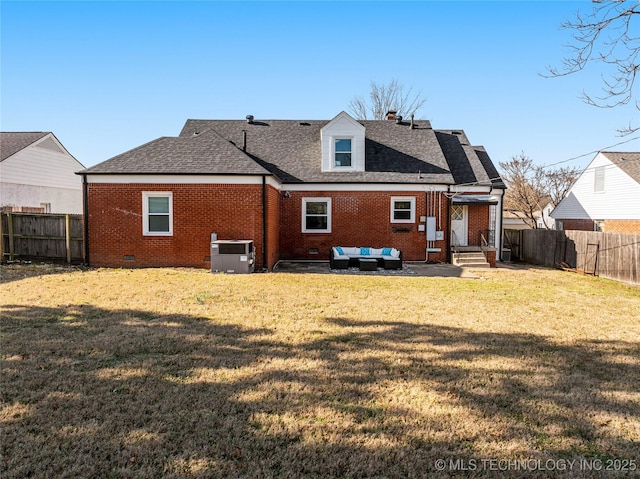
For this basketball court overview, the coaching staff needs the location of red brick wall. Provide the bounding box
[87,183,270,269]
[604,220,640,234]
[559,219,595,231]
[279,191,448,262]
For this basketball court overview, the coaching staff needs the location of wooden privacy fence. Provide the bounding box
[0,213,84,264]
[521,229,639,285]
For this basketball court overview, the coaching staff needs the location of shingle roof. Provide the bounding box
[1,132,49,161]
[601,151,640,184]
[80,130,270,175]
[83,117,504,188]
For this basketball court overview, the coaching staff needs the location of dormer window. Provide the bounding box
[334,138,352,167]
[321,111,365,172]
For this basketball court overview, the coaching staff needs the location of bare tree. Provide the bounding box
[546,166,581,208]
[500,154,580,229]
[349,80,427,120]
[546,0,640,134]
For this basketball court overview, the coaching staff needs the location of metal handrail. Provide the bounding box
[480,232,489,262]
[451,230,461,255]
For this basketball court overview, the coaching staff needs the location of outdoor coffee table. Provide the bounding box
[358,258,378,271]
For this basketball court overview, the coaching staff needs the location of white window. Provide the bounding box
[143,192,173,236]
[594,166,605,192]
[334,138,352,167]
[302,198,331,233]
[391,197,416,223]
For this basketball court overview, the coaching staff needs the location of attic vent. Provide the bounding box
[246,115,254,124]
[452,131,462,135]
[395,116,403,124]
[299,122,310,126]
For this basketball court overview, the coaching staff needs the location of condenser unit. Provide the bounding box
[210,239,255,274]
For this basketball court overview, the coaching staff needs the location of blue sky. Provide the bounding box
[2,1,638,170]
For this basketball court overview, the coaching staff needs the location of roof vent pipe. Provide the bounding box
[395,115,403,124]
[410,114,415,130]
[246,115,254,124]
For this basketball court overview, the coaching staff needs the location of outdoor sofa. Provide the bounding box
[330,246,402,270]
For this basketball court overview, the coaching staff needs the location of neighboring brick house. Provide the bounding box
[551,151,640,234]
[1,132,84,213]
[78,111,505,269]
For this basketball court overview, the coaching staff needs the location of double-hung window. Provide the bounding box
[302,198,331,233]
[143,192,173,236]
[391,197,416,223]
[334,138,352,167]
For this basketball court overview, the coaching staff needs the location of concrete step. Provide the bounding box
[452,252,490,268]
[458,261,490,268]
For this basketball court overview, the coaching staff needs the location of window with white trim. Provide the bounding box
[334,138,352,167]
[302,198,331,233]
[143,192,173,236]
[391,197,416,223]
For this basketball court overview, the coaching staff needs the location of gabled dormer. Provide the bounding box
[320,111,365,172]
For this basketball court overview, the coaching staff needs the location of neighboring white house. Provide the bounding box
[551,151,640,233]
[0,132,85,214]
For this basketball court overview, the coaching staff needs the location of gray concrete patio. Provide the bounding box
[272,261,487,278]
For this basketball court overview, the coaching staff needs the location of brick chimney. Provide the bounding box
[385,110,397,121]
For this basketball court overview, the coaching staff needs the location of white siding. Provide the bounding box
[0,133,84,213]
[0,183,82,214]
[552,153,640,220]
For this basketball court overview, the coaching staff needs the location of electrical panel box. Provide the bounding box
[426,217,436,241]
[210,240,255,274]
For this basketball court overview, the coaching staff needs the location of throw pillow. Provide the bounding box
[336,246,344,255]
[360,247,370,256]
[382,247,392,255]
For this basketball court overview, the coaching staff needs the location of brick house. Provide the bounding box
[551,151,640,233]
[78,111,505,269]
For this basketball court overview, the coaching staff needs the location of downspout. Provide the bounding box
[498,188,504,261]
[82,174,90,265]
[446,185,452,264]
[262,175,267,271]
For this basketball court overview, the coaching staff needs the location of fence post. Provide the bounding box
[65,214,71,264]
[7,213,15,261]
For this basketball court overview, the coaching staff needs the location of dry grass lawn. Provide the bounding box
[1,264,639,478]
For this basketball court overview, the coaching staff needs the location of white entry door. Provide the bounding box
[451,205,468,246]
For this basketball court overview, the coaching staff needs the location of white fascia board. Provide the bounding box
[282,183,450,192]
[85,174,280,188]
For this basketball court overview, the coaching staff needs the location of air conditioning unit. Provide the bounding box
[210,239,255,274]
